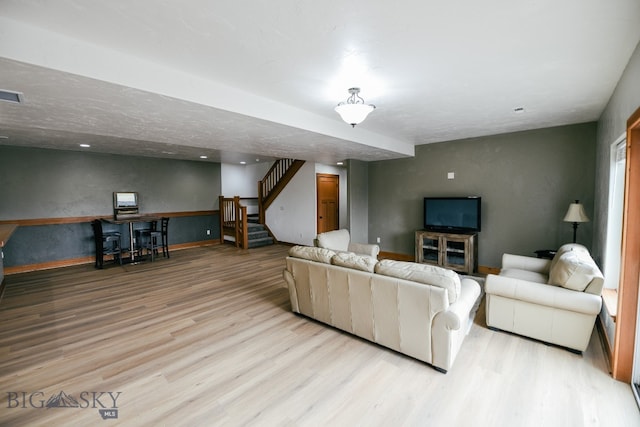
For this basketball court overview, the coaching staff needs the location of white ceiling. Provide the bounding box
[1,1,639,164]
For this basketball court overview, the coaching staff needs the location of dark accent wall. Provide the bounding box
[2,215,219,267]
[368,123,597,268]
[0,146,222,268]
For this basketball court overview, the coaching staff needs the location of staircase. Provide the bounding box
[246,219,274,248]
[219,158,304,249]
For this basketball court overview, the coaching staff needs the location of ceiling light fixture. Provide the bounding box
[335,87,375,127]
[0,89,23,104]
[199,155,208,159]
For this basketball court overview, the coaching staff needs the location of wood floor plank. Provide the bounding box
[0,244,638,426]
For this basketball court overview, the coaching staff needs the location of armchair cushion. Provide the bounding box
[316,229,350,251]
[347,242,380,258]
[316,229,380,259]
[499,268,547,284]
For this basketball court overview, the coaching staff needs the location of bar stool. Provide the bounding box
[159,217,170,258]
[136,218,169,261]
[91,219,123,268]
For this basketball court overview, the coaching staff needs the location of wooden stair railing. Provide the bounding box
[219,196,249,248]
[258,159,305,224]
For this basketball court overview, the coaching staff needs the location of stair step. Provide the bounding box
[247,223,265,232]
[247,236,274,248]
[248,230,269,240]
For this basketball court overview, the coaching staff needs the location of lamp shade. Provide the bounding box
[334,103,375,127]
[563,201,590,223]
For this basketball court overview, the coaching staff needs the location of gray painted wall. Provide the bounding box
[368,123,597,268]
[594,40,640,348]
[347,159,369,244]
[0,146,221,220]
[0,145,222,267]
[594,40,640,265]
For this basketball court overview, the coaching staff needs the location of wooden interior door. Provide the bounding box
[317,174,339,234]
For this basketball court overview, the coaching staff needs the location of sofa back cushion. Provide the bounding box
[289,245,336,264]
[548,250,602,292]
[331,252,377,273]
[375,259,461,303]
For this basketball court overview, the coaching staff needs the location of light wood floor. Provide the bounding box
[0,244,638,426]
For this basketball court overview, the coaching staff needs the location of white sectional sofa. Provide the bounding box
[485,243,604,353]
[282,245,482,373]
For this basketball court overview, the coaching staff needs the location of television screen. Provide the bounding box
[114,192,138,208]
[424,196,481,233]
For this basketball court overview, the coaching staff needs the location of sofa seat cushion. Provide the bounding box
[500,268,548,284]
[548,251,601,292]
[331,252,377,273]
[375,260,461,303]
[289,245,336,264]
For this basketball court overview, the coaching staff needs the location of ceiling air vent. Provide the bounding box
[0,90,23,103]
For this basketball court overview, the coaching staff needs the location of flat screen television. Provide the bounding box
[424,196,481,233]
[113,192,139,208]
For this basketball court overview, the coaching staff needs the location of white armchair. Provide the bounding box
[315,229,380,259]
[485,244,604,353]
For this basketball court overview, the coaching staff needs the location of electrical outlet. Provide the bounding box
[376,237,381,243]
[206,229,211,235]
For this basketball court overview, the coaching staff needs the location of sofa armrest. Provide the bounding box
[502,253,551,274]
[486,274,602,315]
[433,278,481,330]
[282,268,299,313]
[431,277,481,372]
[348,242,380,259]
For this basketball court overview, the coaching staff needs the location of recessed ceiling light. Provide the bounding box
[336,161,344,166]
[79,144,90,148]
[162,151,176,155]
[199,155,208,159]
[0,89,23,104]
[240,161,246,165]
[513,107,525,113]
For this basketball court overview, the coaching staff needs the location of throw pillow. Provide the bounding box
[548,251,599,291]
[375,259,461,303]
[549,243,590,273]
[331,252,377,273]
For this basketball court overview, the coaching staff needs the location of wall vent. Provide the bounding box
[0,90,23,103]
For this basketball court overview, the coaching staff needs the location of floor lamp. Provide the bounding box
[563,200,590,243]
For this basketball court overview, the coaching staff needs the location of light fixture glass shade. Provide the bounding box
[334,103,375,127]
[335,87,376,127]
[563,201,590,223]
